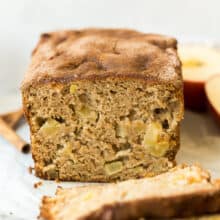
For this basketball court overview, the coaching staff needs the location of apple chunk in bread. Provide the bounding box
[205,74,220,127]
[179,45,220,111]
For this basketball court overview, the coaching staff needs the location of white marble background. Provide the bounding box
[1,0,220,94]
[0,0,220,219]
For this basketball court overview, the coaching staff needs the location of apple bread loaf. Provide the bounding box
[40,165,220,220]
[21,29,183,181]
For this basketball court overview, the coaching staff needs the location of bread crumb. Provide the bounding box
[28,166,34,174]
[55,179,60,183]
[34,181,42,188]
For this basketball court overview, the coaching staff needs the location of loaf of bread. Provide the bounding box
[21,29,183,181]
[40,165,220,220]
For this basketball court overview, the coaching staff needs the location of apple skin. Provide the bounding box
[184,80,207,112]
[205,74,220,127]
[207,101,220,128]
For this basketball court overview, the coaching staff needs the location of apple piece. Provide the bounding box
[179,45,220,111]
[183,80,206,111]
[205,74,220,127]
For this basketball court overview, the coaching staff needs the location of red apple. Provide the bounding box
[205,74,220,127]
[179,45,220,111]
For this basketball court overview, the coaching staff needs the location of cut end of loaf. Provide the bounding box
[22,78,183,182]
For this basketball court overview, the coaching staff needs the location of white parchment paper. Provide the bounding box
[0,94,220,220]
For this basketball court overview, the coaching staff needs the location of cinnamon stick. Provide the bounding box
[1,108,24,128]
[0,117,30,153]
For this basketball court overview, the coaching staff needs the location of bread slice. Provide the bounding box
[187,215,220,220]
[21,28,183,182]
[40,165,220,220]
[176,215,220,220]
[165,215,220,220]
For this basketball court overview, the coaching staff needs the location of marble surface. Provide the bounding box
[0,94,220,220]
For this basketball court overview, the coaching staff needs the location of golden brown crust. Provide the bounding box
[21,28,182,90]
[40,183,220,220]
[40,196,56,220]
[81,188,220,220]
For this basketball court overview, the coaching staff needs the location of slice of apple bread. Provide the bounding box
[21,29,183,181]
[40,165,220,220]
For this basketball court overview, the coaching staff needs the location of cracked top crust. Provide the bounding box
[21,28,182,89]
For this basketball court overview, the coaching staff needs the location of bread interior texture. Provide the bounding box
[23,78,183,181]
